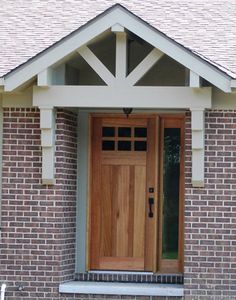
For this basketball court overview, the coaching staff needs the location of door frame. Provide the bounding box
[87,112,185,273]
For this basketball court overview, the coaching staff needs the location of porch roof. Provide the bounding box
[0,0,236,81]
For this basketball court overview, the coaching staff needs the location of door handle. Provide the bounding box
[148,197,154,218]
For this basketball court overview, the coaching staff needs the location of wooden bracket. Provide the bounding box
[39,106,55,185]
[191,108,205,187]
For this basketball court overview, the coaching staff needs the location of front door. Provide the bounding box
[89,115,158,271]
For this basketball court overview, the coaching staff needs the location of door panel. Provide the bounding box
[133,166,146,258]
[113,165,130,257]
[90,115,157,271]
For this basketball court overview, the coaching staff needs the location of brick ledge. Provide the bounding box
[59,281,184,296]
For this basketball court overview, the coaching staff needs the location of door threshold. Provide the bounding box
[88,271,153,275]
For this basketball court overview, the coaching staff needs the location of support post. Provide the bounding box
[112,25,127,83]
[190,70,200,88]
[191,108,205,187]
[39,106,55,184]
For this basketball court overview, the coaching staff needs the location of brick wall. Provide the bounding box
[0,108,77,300]
[184,110,236,300]
[1,108,236,300]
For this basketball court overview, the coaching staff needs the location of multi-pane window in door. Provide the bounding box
[102,126,147,151]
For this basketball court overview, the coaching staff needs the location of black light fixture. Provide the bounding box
[123,108,133,118]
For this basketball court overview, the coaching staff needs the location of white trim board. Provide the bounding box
[76,111,89,273]
[33,86,212,109]
[3,5,231,92]
[59,281,184,297]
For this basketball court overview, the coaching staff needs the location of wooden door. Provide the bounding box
[89,115,158,271]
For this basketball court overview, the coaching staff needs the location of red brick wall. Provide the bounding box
[184,110,236,299]
[1,108,236,300]
[0,108,77,300]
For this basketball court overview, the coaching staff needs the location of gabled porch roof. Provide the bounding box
[0,3,235,92]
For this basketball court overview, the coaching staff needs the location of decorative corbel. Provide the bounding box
[39,106,55,185]
[191,108,205,187]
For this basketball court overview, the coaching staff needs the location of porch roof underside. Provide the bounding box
[1,3,234,93]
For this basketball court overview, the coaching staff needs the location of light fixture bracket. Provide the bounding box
[123,108,133,118]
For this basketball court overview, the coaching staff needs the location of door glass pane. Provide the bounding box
[102,140,115,151]
[118,127,131,137]
[134,141,147,151]
[102,127,115,137]
[134,127,147,138]
[162,128,180,260]
[118,141,131,151]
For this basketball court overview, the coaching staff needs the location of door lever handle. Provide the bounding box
[148,197,154,218]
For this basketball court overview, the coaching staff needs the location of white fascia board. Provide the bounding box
[4,6,231,92]
[33,86,212,109]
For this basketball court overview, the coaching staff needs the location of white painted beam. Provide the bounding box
[189,70,200,88]
[33,86,212,109]
[115,31,127,81]
[77,46,115,86]
[111,23,125,32]
[126,48,164,86]
[39,106,55,185]
[191,108,205,187]
[0,78,4,86]
[38,68,52,86]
